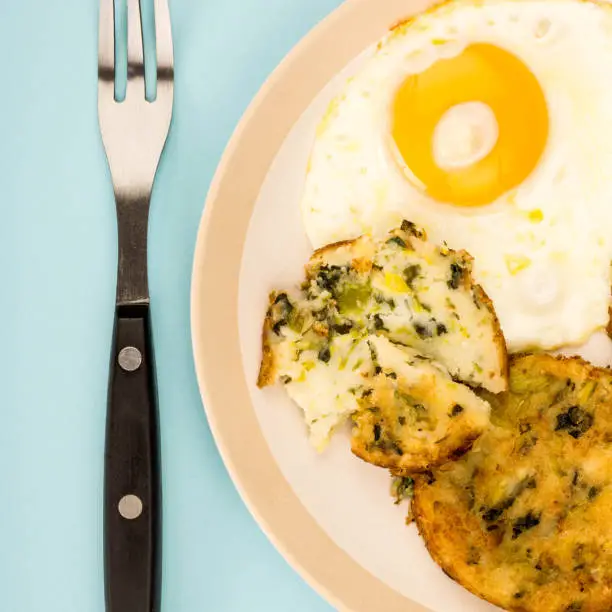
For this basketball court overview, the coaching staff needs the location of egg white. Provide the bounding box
[301,0,612,352]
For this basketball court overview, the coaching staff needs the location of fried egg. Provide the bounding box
[301,0,612,352]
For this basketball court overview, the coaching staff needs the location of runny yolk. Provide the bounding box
[391,43,549,207]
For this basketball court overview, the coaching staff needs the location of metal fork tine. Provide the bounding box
[127,0,145,96]
[98,0,115,83]
[154,0,174,79]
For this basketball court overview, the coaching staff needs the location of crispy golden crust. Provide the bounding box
[350,363,489,473]
[412,479,513,611]
[256,298,277,388]
[450,246,508,392]
[471,282,509,392]
[352,423,480,473]
[413,353,612,612]
[307,235,375,280]
[310,237,359,261]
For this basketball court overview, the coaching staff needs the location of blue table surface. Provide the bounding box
[0,1,343,610]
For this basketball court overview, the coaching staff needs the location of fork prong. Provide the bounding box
[98,0,115,81]
[154,0,174,79]
[127,0,145,96]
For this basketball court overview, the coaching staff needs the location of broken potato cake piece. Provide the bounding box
[351,336,491,473]
[413,353,612,612]
[258,221,507,453]
[257,288,376,450]
[305,221,508,394]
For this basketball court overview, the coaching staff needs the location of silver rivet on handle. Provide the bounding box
[118,346,142,372]
[118,494,143,520]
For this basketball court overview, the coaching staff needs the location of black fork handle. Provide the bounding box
[104,303,161,612]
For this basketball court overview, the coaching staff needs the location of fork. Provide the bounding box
[98,1,173,610]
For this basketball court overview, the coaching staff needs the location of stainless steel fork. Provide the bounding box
[98,1,173,610]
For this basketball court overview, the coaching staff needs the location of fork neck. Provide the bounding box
[115,189,151,306]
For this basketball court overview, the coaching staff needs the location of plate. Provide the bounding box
[191,1,500,610]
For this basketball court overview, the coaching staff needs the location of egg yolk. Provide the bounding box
[391,43,549,206]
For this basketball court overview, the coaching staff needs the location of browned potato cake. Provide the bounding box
[304,221,508,393]
[413,353,612,612]
[351,336,490,473]
[257,221,507,452]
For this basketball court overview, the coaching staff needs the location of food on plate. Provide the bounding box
[351,335,490,473]
[369,222,507,392]
[258,222,507,449]
[259,320,375,450]
[413,353,612,611]
[392,475,415,503]
[306,221,507,392]
[301,0,612,352]
[250,0,612,607]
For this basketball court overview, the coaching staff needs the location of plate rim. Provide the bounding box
[190,1,435,610]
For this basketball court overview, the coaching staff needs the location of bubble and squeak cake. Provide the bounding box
[414,354,612,612]
[258,222,507,459]
[256,0,612,609]
[350,334,492,473]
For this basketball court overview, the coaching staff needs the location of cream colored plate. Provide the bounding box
[191,1,502,610]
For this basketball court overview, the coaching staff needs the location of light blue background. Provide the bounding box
[0,1,343,610]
